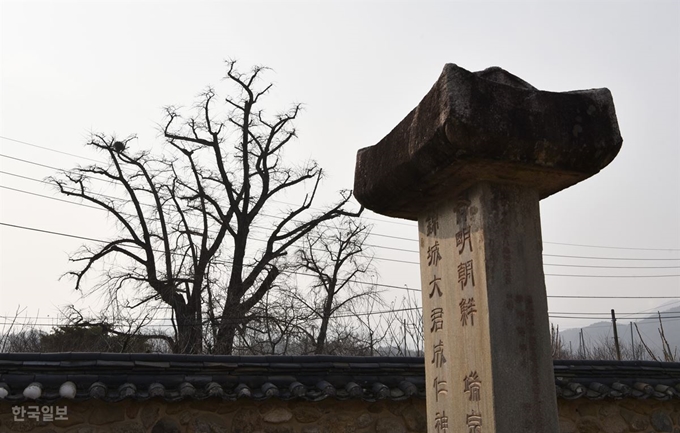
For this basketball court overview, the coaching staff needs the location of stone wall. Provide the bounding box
[0,398,678,432]
[558,399,680,433]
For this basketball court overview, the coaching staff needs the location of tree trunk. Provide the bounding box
[315,298,334,354]
[216,304,244,354]
[174,307,202,354]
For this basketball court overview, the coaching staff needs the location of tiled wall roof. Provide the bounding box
[1,353,678,403]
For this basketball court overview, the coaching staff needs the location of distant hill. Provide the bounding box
[557,305,680,360]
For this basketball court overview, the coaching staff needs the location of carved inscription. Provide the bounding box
[426,214,439,236]
[432,340,447,367]
[430,308,444,333]
[457,260,475,290]
[429,276,443,298]
[434,411,449,433]
[428,242,442,267]
[459,298,477,326]
[466,411,482,433]
[456,228,473,254]
[433,377,448,402]
[463,371,481,401]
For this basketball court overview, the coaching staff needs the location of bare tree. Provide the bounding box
[290,216,377,354]
[50,61,360,354]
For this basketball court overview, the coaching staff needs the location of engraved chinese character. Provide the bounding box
[457,260,475,289]
[456,228,473,254]
[432,340,446,367]
[433,377,448,402]
[430,307,444,333]
[463,371,481,401]
[426,214,439,236]
[466,411,482,433]
[434,411,449,433]
[428,242,442,266]
[459,298,477,326]
[429,276,443,298]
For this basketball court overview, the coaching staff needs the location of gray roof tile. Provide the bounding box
[0,354,679,403]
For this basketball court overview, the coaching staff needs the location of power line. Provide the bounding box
[549,311,680,316]
[3,149,680,258]
[3,185,679,267]
[545,274,680,278]
[0,153,67,171]
[3,221,680,299]
[3,136,680,254]
[0,185,102,210]
[0,222,680,299]
[543,241,680,252]
[1,135,420,229]
[3,221,680,280]
[1,158,421,249]
[544,263,680,269]
[0,136,104,163]
[543,253,680,262]
[4,313,680,328]
[548,295,679,299]
[0,222,103,243]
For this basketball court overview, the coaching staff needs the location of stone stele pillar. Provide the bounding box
[354,64,622,433]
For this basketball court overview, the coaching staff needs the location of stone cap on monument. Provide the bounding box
[354,63,623,220]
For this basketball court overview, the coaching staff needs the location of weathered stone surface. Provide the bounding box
[125,401,141,419]
[400,405,426,432]
[602,415,628,433]
[52,411,84,428]
[375,417,406,433]
[108,421,145,433]
[2,395,677,433]
[320,413,358,433]
[650,411,674,432]
[576,417,602,433]
[418,184,558,433]
[577,401,600,418]
[354,63,622,220]
[263,408,292,424]
[620,408,650,432]
[0,414,40,432]
[232,408,262,433]
[263,426,293,433]
[68,403,90,414]
[166,402,190,415]
[191,399,222,413]
[356,413,376,428]
[180,410,199,425]
[293,406,323,423]
[88,405,125,425]
[65,427,97,433]
[257,401,278,414]
[367,401,386,414]
[559,417,577,433]
[189,413,229,433]
[140,404,160,429]
[152,417,182,433]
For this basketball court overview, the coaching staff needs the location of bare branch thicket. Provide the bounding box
[353,295,396,356]
[285,216,378,354]
[50,61,361,354]
[550,315,678,361]
[382,299,423,356]
[657,312,677,362]
[0,306,45,353]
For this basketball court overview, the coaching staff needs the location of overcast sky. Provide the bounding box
[1,0,678,336]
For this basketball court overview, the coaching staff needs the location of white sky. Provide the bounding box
[0,0,678,334]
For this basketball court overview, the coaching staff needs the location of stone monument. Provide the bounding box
[354,64,622,432]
